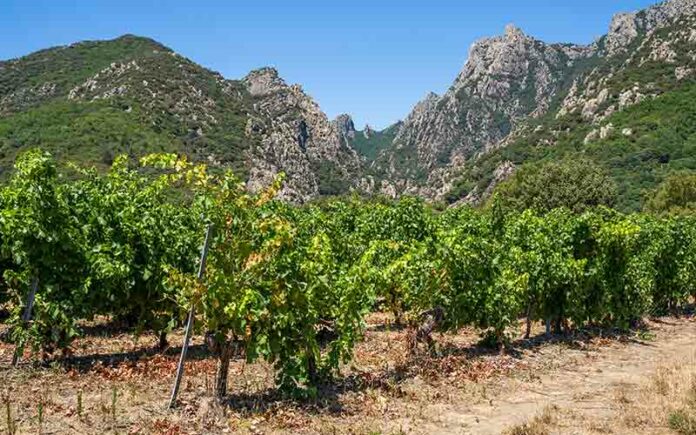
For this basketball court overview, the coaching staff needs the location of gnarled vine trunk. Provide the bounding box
[209,333,238,402]
[407,307,444,355]
[307,349,318,384]
[215,343,233,400]
[524,301,534,339]
[158,331,168,351]
[387,286,404,327]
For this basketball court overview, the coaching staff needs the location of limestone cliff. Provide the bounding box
[373,24,591,198]
[242,68,361,201]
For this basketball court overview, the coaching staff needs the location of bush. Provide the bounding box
[645,172,696,215]
[491,158,617,213]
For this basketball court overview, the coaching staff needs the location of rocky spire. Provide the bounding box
[504,23,525,39]
[363,124,375,139]
[334,113,356,140]
[243,67,286,96]
[603,0,696,55]
[242,67,362,202]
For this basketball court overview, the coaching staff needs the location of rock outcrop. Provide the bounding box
[363,124,375,139]
[334,114,356,140]
[559,0,696,124]
[603,0,696,55]
[373,24,591,198]
[242,68,361,201]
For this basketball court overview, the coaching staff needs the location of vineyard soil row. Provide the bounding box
[1,312,694,434]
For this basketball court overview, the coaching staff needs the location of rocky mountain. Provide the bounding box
[446,0,696,210]
[242,68,363,201]
[370,24,592,198]
[0,36,359,201]
[355,0,696,210]
[1,0,695,210]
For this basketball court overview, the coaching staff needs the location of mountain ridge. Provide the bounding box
[368,0,696,208]
[1,0,695,210]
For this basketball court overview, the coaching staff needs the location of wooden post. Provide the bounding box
[12,275,39,367]
[168,224,213,409]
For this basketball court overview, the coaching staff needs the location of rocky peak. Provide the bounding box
[604,13,641,55]
[642,0,696,29]
[411,92,440,116]
[461,24,532,73]
[603,0,696,55]
[504,23,526,40]
[243,67,287,96]
[374,23,593,200]
[363,124,375,139]
[454,24,586,97]
[334,113,356,140]
[242,68,361,202]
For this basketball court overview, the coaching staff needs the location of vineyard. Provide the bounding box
[1,149,696,408]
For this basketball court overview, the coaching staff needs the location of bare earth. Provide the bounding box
[1,313,694,434]
[416,318,696,434]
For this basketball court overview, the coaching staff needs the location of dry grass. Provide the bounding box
[502,350,696,435]
[502,405,559,435]
[618,352,696,434]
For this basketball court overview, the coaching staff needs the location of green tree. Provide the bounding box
[645,172,696,215]
[490,159,617,213]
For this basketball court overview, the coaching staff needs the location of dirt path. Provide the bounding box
[409,318,696,434]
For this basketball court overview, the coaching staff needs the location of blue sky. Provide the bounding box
[2,0,658,129]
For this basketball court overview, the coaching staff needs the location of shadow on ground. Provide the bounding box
[8,309,694,417]
[217,315,695,417]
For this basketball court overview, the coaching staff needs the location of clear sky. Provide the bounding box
[1,0,659,129]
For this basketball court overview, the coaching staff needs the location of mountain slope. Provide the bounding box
[447,0,696,210]
[1,0,695,209]
[0,35,360,201]
[369,0,696,210]
[0,34,252,176]
[370,25,592,198]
